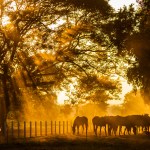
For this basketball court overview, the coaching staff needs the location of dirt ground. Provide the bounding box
[0,134,150,150]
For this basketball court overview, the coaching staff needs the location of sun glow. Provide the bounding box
[48,19,65,30]
[109,0,138,10]
[2,1,17,26]
[9,1,17,11]
[107,77,133,105]
[2,15,11,26]
[57,91,68,105]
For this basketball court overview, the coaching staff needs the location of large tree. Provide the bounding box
[104,0,150,104]
[0,0,132,137]
[0,0,73,135]
[0,0,120,136]
[126,0,150,104]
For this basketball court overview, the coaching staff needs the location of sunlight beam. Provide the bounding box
[107,77,133,105]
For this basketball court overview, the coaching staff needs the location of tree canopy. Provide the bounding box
[0,0,150,136]
[107,0,150,104]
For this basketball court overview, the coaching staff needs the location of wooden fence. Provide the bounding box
[4,121,73,140]
[1,119,147,143]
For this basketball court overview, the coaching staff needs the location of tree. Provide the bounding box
[126,0,150,104]
[0,0,131,137]
[102,0,150,104]
[0,0,72,135]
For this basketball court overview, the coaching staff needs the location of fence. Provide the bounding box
[4,120,74,141]
[3,119,145,143]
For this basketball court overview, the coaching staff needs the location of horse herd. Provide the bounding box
[72,115,150,136]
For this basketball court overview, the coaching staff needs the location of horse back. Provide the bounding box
[92,116,100,125]
[74,116,88,126]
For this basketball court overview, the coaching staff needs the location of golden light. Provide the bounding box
[2,15,11,26]
[9,1,17,11]
[48,19,65,30]
[1,1,17,26]
[57,91,68,105]
[107,77,133,105]
[2,15,20,41]
[109,0,138,10]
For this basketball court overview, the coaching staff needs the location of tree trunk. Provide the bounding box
[0,64,11,137]
[0,96,7,137]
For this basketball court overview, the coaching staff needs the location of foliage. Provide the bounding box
[125,0,150,103]
[1,0,147,135]
[100,0,150,104]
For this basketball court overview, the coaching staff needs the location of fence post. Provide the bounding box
[59,121,61,134]
[30,121,32,138]
[71,121,72,133]
[63,121,65,134]
[18,121,20,138]
[11,121,13,138]
[40,121,42,136]
[55,121,56,134]
[45,121,47,136]
[24,121,26,139]
[35,121,37,137]
[66,121,68,134]
[4,122,8,143]
[51,121,53,135]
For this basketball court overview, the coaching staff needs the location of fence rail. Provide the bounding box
[1,119,146,144]
[5,121,73,140]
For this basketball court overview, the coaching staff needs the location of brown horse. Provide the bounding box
[92,116,107,136]
[72,116,88,136]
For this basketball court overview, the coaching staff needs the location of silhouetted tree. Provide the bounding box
[0,0,136,138]
[0,0,72,135]
[102,0,150,104]
[0,0,114,135]
[126,0,150,104]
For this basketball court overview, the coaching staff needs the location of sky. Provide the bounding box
[109,0,138,10]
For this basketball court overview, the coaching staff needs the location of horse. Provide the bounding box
[121,115,137,135]
[72,116,88,136]
[106,116,119,136]
[92,116,107,136]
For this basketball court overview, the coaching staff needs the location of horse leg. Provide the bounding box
[119,126,122,135]
[86,125,88,137]
[133,126,136,135]
[93,124,95,133]
[113,127,115,136]
[77,126,79,135]
[105,125,107,136]
[108,125,111,136]
[95,126,98,136]
[100,126,102,136]
[126,127,129,135]
[124,127,126,135]
[82,125,84,134]
[128,127,131,135]
[115,126,118,136]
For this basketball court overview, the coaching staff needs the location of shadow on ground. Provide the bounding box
[0,134,150,150]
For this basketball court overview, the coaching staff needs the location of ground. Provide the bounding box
[0,134,150,150]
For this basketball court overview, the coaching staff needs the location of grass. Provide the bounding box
[0,134,150,150]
